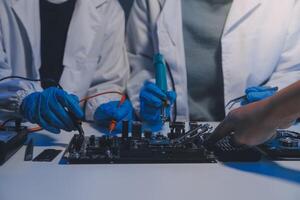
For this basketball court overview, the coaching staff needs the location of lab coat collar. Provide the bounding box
[158,0,262,45]
[63,0,106,66]
[223,0,262,36]
[11,0,41,72]
[11,0,107,76]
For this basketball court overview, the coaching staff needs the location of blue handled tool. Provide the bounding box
[154,53,168,92]
[225,86,278,109]
[154,53,168,122]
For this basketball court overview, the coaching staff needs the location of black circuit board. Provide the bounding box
[62,122,263,164]
[258,130,300,160]
[214,136,262,162]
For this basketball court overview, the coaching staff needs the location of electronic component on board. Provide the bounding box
[278,137,299,148]
[213,136,262,162]
[122,120,129,139]
[189,122,199,130]
[168,122,185,139]
[132,121,142,139]
[259,130,300,160]
[144,130,152,139]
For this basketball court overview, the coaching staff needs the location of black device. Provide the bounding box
[33,149,62,162]
[0,122,28,165]
[62,122,262,164]
[258,130,300,160]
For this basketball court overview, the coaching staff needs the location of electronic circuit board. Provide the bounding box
[259,130,300,160]
[62,121,263,164]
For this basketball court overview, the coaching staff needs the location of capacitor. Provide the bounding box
[89,135,95,146]
[122,120,129,139]
[132,121,142,139]
[144,130,152,139]
[169,122,185,136]
[73,134,84,152]
[189,122,198,130]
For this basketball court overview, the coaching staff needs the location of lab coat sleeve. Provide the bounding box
[0,15,42,120]
[126,0,156,118]
[84,0,130,120]
[266,0,300,90]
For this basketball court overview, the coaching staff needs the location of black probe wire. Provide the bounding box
[0,75,62,129]
[0,118,15,129]
[0,76,62,89]
[166,62,177,123]
[0,76,41,82]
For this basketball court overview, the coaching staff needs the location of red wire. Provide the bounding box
[79,91,123,103]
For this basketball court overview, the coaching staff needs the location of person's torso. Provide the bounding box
[182,0,233,121]
[143,0,296,120]
[39,0,77,88]
[0,0,109,98]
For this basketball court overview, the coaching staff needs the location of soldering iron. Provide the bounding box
[154,53,169,123]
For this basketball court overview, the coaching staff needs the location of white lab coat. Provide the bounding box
[126,0,300,121]
[0,0,129,121]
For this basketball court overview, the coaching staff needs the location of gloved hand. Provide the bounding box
[241,86,278,105]
[93,100,133,134]
[20,87,84,134]
[140,81,176,131]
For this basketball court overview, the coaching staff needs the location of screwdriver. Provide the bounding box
[108,95,127,134]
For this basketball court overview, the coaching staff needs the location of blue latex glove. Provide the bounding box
[94,100,133,134]
[140,81,176,131]
[20,87,84,134]
[241,86,278,105]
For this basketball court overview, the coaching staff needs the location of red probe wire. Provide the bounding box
[79,91,123,103]
[108,95,127,133]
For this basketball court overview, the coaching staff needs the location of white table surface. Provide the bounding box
[1,123,300,200]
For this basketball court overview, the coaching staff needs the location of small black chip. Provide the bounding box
[33,149,62,162]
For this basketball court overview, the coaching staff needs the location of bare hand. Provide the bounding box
[206,100,294,146]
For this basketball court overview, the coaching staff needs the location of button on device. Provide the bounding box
[144,130,152,139]
[122,120,129,139]
[89,135,95,146]
[189,122,198,130]
[279,137,299,148]
[73,134,84,152]
[132,121,142,139]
